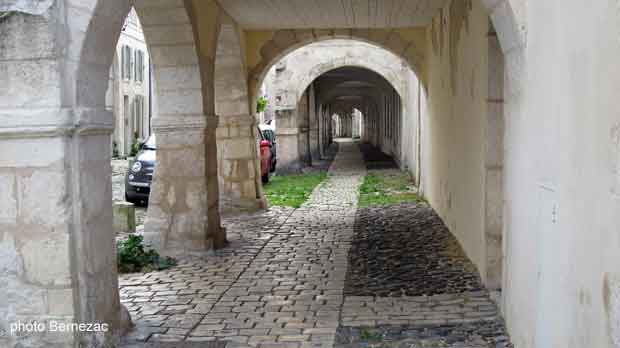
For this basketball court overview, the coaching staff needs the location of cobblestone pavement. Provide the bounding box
[344,202,482,297]
[120,140,364,347]
[335,321,512,348]
[119,140,512,348]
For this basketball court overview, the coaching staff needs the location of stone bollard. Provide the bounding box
[113,201,136,234]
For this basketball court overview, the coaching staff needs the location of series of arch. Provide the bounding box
[0,0,524,346]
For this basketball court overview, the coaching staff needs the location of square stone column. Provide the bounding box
[216,114,267,215]
[144,114,224,255]
[0,106,122,348]
[275,109,304,173]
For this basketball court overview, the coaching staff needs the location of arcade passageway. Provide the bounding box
[3,0,620,347]
[119,140,511,347]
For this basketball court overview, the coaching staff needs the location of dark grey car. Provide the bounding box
[125,134,156,205]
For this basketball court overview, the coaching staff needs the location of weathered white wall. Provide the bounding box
[422,0,620,346]
[422,0,490,284]
[498,1,620,347]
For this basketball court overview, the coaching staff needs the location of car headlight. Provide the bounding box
[131,161,142,173]
[128,174,135,180]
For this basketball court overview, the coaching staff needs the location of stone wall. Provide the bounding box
[0,1,227,346]
[422,0,494,289]
[214,18,266,214]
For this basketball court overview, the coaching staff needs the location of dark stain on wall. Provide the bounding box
[449,0,473,94]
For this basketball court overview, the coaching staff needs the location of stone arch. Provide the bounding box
[214,15,267,213]
[247,29,426,113]
[56,0,222,345]
[75,0,225,254]
[289,46,408,107]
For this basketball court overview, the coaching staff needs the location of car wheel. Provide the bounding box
[270,160,277,173]
[125,193,134,204]
[262,173,269,184]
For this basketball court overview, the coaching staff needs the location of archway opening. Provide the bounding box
[59,0,215,345]
[256,39,417,178]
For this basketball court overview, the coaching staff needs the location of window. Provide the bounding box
[121,45,132,80]
[133,95,144,137]
[134,49,144,82]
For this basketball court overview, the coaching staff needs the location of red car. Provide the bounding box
[259,128,272,183]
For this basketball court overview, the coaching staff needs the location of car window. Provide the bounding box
[143,134,156,150]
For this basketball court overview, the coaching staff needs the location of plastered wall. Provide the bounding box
[422,0,490,283]
[499,1,620,346]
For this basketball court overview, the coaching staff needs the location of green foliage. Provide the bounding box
[360,328,383,341]
[358,171,424,207]
[130,132,140,157]
[256,96,268,113]
[116,235,177,273]
[263,172,327,208]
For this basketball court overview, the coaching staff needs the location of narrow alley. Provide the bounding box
[5,1,620,347]
[120,140,511,348]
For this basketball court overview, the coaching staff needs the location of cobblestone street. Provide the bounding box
[119,140,511,348]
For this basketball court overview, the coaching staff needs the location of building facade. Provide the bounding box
[105,8,152,157]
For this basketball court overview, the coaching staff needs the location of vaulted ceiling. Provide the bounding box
[313,67,397,107]
[217,0,449,29]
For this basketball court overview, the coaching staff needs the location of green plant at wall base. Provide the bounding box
[116,235,177,273]
[358,171,424,207]
[263,172,327,208]
[256,96,268,113]
[360,328,383,341]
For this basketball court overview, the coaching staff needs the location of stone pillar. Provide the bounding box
[275,109,302,173]
[70,109,124,347]
[144,115,222,255]
[216,114,266,214]
[308,85,321,162]
[297,90,311,166]
[345,114,353,137]
[0,7,124,346]
[318,104,325,159]
[0,107,122,348]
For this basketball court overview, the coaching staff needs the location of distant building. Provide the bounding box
[105,8,152,157]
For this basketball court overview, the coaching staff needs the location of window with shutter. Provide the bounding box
[121,46,125,79]
[122,45,133,80]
